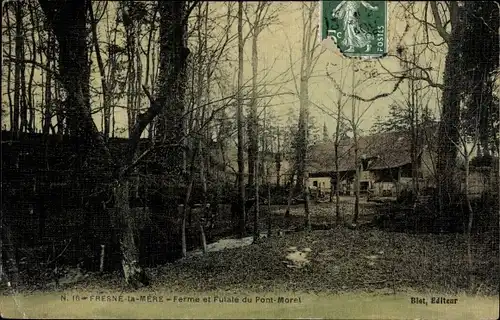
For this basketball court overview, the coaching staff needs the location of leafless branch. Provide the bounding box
[4,57,63,83]
[429,1,450,43]
[378,56,444,90]
[326,62,406,103]
[183,0,201,26]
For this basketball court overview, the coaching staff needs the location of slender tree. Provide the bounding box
[293,2,324,229]
[236,1,246,237]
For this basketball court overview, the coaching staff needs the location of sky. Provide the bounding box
[1,1,447,137]
[254,1,445,135]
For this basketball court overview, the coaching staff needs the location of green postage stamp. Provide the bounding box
[320,0,387,58]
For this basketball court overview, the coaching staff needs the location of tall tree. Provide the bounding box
[89,2,113,141]
[327,60,350,225]
[155,2,191,178]
[13,1,25,135]
[38,0,93,139]
[350,64,361,225]
[244,2,276,191]
[236,1,246,237]
[434,2,465,210]
[461,1,500,157]
[329,60,377,226]
[290,2,324,229]
[244,1,278,241]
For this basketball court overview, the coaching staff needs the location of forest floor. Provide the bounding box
[0,200,498,318]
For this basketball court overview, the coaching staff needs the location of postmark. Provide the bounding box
[319,0,388,58]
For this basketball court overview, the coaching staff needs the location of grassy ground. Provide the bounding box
[1,200,498,319]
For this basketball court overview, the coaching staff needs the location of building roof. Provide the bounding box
[308,130,431,174]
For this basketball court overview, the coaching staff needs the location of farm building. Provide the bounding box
[307,130,437,198]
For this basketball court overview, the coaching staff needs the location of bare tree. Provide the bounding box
[328,61,350,225]
[26,1,39,132]
[42,29,56,134]
[275,127,283,187]
[461,1,499,158]
[143,5,159,141]
[243,2,277,188]
[89,2,112,140]
[286,2,324,229]
[243,1,279,241]
[13,1,25,135]
[350,65,361,226]
[236,1,246,237]
[328,60,377,226]
[454,104,481,292]
[4,5,14,131]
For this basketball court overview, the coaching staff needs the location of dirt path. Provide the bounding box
[1,290,497,319]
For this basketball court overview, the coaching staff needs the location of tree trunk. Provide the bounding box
[144,5,158,142]
[125,3,138,135]
[300,78,311,230]
[110,180,148,288]
[436,5,464,213]
[275,129,282,188]
[253,157,260,241]
[181,138,200,258]
[409,68,418,196]
[236,1,246,237]
[199,222,207,254]
[156,1,189,179]
[13,2,23,135]
[5,8,14,132]
[462,1,499,158]
[27,1,38,132]
[43,33,54,135]
[303,173,311,230]
[295,2,320,229]
[464,154,475,292]
[247,32,258,193]
[276,161,281,187]
[39,0,94,139]
[181,204,188,258]
[132,30,143,199]
[301,94,311,230]
[334,90,342,224]
[352,158,360,225]
[199,146,208,253]
[54,82,64,135]
[99,244,106,273]
[250,21,261,242]
[285,169,296,218]
[352,106,360,225]
[334,142,341,225]
[267,177,272,238]
[18,2,28,133]
[351,63,360,226]
[89,3,111,141]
